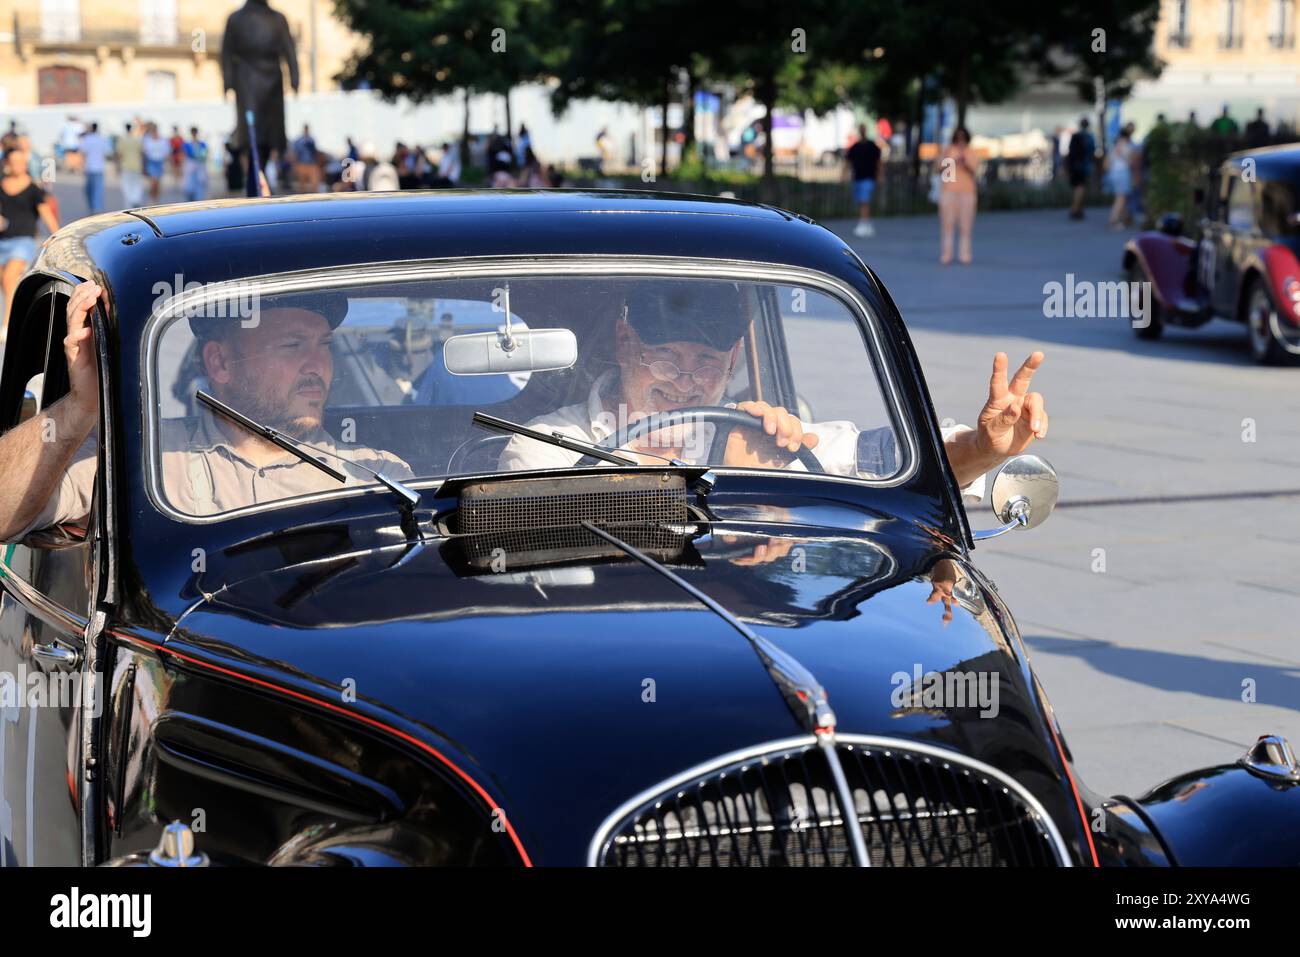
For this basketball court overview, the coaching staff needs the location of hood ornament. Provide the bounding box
[580,520,871,867]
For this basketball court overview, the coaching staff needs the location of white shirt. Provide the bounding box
[60,121,85,150]
[143,135,171,163]
[498,372,987,503]
[438,149,461,182]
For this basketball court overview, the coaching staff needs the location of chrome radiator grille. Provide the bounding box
[593,738,1067,867]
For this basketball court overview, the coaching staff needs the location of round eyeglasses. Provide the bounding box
[639,353,728,391]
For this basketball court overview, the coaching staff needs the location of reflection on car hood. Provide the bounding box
[167,509,1076,864]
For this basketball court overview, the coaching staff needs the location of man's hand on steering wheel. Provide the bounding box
[584,405,825,471]
[726,401,820,468]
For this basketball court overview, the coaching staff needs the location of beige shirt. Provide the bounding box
[16,408,413,536]
[499,372,986,503]
[116,135,144,174]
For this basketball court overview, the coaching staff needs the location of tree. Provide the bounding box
[1029,0,1164,151]
[547,0,702,176]
[332,0,546,160]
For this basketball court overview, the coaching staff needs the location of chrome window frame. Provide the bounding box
[142,254,921,525]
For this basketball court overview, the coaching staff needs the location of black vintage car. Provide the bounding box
[1124,143,1300,364]
[1,190,1296,868]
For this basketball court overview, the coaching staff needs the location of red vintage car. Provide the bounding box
[1123,144,1300,364]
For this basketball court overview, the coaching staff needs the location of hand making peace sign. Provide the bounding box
[974,351,1048,459]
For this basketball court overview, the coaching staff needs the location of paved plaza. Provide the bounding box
[830,207,1300,796]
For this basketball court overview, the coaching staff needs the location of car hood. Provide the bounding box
[163,508,1081,864]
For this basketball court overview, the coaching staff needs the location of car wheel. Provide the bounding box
[1245,281,1294,365]
[1128,262,1163,339]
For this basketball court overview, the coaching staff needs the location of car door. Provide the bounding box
[1216,171,1258,317]
[0,281,96,866]
[1198,168,1231,314]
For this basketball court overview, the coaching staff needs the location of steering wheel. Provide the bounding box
[574,406,825,471]
[445,433,510,475]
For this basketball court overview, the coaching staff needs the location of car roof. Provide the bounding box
[128,188,801,238]
[1226,143,1300,178]
[35,189,860,345]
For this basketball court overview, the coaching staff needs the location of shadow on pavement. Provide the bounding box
[1024,633,1300,711]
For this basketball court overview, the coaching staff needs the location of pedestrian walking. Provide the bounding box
[168,125,184,182]
[58,115,84,172]
[515,123,531,168]
[223,133,244,193]
[1105,128,1134,229]
[844,123,882,238]
[937,126,978,265]
[1244,108,1270,148]
[291,125,319,193]
[435,141,461,186]
[1066,117,1095,220]
[117,122,145,208]
[1124,122,1145,225]
[182,127,210,202]
[80,122,109,214]
[519,147,547,187]
[143,123,170,203]
[595,127,612,174]
[1210,105,1238,135]
[0,146,59,341]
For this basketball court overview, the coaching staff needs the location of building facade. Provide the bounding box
[0,0,358,108]
[1139,0,1300,124]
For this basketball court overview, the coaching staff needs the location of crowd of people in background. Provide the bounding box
[839,102,1292,262]
[0,114,575,330]
[33,114,571,206]
[1059,104,1289,229]
[481,124,565,188]
[239,121,565,195]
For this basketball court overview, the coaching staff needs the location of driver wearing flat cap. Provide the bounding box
[0,283,412,540]
[500,282,1049,502]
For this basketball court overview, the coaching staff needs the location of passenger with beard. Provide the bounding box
[499,282,1048,502]
[0,282,411,539]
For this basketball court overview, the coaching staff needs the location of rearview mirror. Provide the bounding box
[444,327,578,375]
[971,454,1059,540]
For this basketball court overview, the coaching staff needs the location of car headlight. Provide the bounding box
[1284,277,1300,318]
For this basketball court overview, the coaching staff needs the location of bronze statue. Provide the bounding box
[221,0,298,167]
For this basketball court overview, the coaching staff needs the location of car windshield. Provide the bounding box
[149,271,905,518]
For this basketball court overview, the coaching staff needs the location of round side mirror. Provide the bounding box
[990,454,1059,530]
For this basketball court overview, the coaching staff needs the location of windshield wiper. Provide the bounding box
[471,411,639,466]
[196,389,424,541]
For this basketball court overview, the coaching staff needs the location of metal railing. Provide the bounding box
[562,156,1107,221]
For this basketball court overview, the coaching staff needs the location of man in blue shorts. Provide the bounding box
[845,123,882,237]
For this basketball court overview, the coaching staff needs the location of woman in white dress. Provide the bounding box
[1106,131,1133,228]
